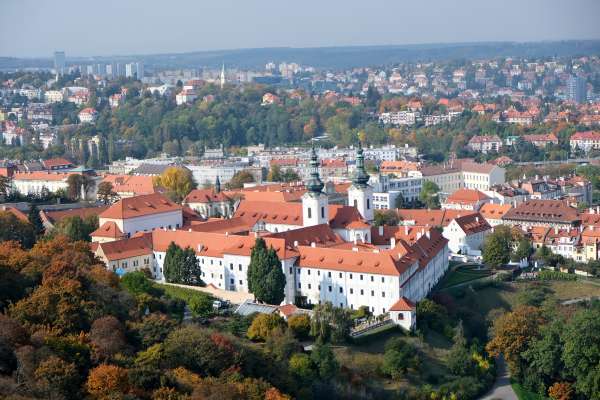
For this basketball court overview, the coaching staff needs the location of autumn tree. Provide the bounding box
[310,302,352,344]
[486,305,545,379]
[96,181,118,204]
[247,313,286,341]
[226,170,255,190]
[86,364,130,399]
[548,382,573,400]
[89,316,128,361]
[152,167,196,202]
[247,238,286,305]
[35,356,80,400]
[287,314,311,340]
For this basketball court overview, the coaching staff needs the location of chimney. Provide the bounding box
[378,225,383,236]
[188,228,192,232]
[293,240,298,247]
[426,230,430,239]
[475,216,479,223]
[391,237,396,248]
[254,231,258,238]
[311,242,316,248]
[353,237,357,245]
[404,225,409,235]
[225,231,229,236]
[352,247,358,252]
[554,227,558,235]
[197,244,203,251]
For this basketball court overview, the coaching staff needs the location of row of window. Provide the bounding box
[299,283,386,298]
[295,268,386,283]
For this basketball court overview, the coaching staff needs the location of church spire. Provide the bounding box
[220,63,225,89]
[353,141,370,188]
[215,175,221,193]
[306,144,324,194]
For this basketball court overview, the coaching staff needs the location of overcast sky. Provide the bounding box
[1,0,600,58]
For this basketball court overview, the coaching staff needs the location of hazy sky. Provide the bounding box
[2,0,600,58]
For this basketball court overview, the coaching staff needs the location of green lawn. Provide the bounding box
[436,264,493,289]
[512,381,546,400]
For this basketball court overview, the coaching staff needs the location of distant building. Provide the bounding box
[468,135,503,154]
[570,131,600,153]
[78,108,98,124]
[567,75,587,104]
[54,51,66,75]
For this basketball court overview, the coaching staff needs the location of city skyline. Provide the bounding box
[1,0,600,58]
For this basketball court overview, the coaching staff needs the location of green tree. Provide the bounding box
[181,246,203,286]
[53,215,98,242]
[561,307,600,399]
[446,320,474,376]
[394,193,405,209]
[96,181,117,205]
[0,211,35,248]
[512,237,533,262]
[419,181,440,209]
[288,353,316,381]
[121,271,154,295]
[483,225,513,268]
[247,238,286,305]
[310,340,338,380]
[267,164,282,182]
[0,175,11,199]
[163,242,184,284]
[382,337,419,379]
[310,302,352,344]
[66,174,94,201]
[27,204,45,236]
[373,209,399,227]
[523,320,564,395]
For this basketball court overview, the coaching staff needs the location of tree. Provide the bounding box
[0,175,11,199]
[267,164,283,182]
[247,238,286,305]
[373,210,399,227]
[121,271,154,295]
[288,353,316,381]
[53,215,98,242]
[27,204,45,236]
[394,192,405,209]
[163,242,184,283]
[561,307,600,399]
[132,313,178,348]
[310,302,352,344]
[247,313,285,341]
[96,181,117,204]
[310,340,338,380]
[34,356,80,400]
[89,316,128,361]
[226,170,255,190]
[287,314,311,340]
[419,181,440,209]
[512,237,533,262]
[365,85,381,108]
[446,320,474,376]
[86,364,130,399]
[482,225,514,268]
[548,382,573,400]
[382,337,419,379]
[486,305,545,380]
[152,167,196,202]
[66,174,94,201]
[523,320,564,394]
[0,211,35,248]
[281,169,300,183]
[181,246,203,286]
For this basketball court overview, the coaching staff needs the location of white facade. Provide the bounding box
[348,185,373,221]
[44,90,64,103]
[100,211,183,237]
[443,219,489,254]
[302,192,329,227]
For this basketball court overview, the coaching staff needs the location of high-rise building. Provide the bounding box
[54,51,66,75]
[136,62,144,80]
[125,63,134,78]
[220,64,226,89]
[567,75,587,104]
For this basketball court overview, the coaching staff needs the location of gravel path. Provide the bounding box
[481,356,518,400]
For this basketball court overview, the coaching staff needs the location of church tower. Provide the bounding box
[348,141,373,221]
[220,64,225,89]
[302,145,329,227]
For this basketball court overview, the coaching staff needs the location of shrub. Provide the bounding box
[247,313,285,341]
[381,337,419,379]
[287,314,311,339]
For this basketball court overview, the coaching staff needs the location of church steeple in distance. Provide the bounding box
[220,63,225,89]
[353,141,370,188]
[215,175,221,193]
[306,144,324,194]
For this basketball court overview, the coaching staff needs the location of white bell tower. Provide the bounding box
[348,141,373,222]
[302,145,329,227]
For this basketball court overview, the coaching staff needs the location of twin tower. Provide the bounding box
[302,142,373,227]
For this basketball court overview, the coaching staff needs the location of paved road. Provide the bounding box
[481,356,517,400]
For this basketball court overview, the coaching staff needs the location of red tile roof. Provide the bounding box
[184,189,231,204]
[100,193,182,220]
[389,296,415,311]
[42,158,73,169]
[41,206,109,225]
[446,189,490,204]
[453,213,491,234]
[97,235,152,261]
[91,221,125,239]
[396,209,477,227]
